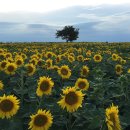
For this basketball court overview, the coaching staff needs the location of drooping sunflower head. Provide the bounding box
[106,104,122,130]
[29,109,53,130]
[58,87,85,113]
[0,94,20,119]
[0,80,4,90]
[4,62,17,75]
[115,64,123,75]
[36,76,54,97]
[58,65,71,79]
[75,78,89,91]
[0,60,8,71]
[93,54,102,62]
[80,65,89,77]
[25,63,36,76]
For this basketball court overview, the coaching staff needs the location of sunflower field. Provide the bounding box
[0,42,130,130]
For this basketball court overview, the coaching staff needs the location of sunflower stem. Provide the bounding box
[20,71,24,104]
[68,113,72,130]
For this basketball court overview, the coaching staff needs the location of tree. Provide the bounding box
[56,26,79,42]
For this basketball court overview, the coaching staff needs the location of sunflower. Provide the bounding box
[56,55,61,64]
[30,58,38,65]
[77,55,84,62]
[115,64,123,75]
[68,55,75,63]
[36,76,54,97]
[128,69,130,73]
[106,104,122,130]
[58,87,85,113]
[25,64,36,76]
[15,58,24,67]
[0,94,20,119]
[5,62,17,75]
[80,65,89,77]
[75,78,89,91]
[29,109,53,130]
[0,60,8,71]
[46,59,53,69]
[0,80,4,90]
[58,65,71,79]
[112,53,118,61]
[93,54,102,62]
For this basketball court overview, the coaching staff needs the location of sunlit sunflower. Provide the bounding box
[0,60,8,71]
[68,55,75,63]
[75,78,89,91]
[80,65,89,77]
[56,55,61,64]
[58,65,71,79]
[46,59,53,69]
[5,62,17,75]
[106,104,122,130]
[25,64,36,76]
[112,53,118,61]
[58,87,85,113]
[36,76,54,97]
[115,64,123,75]
[77,55,84,62]
[0,94,20,119]
[30,58,38,65]
[29,109,53,130]
[0,80,4,90]
[93,54,102,62]
[15,58,24,67]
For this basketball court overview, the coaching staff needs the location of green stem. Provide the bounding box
[68,113,72,130]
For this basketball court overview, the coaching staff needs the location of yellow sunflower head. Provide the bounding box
[0,60,8,71]
[58,87,85,113]
[77,55,84,62]
[36,76,54,97]
[25,63,36,76]
[106,104,122,130]
[45,59,53,69]
[112,53,118,61]
[58,65,71,79]
[15,58,24,67]
[93,54,102,62]
[75,78,89,91]
[127,69,130,74]
[68,55,75,63]
[0,94,20,119]
[29,109,53,130]
[0,80,4,90]
[115,64,123,75]
[80,65,89,77]
[5,62,17,75]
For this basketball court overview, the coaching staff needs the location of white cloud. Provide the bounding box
[0,0,130,13]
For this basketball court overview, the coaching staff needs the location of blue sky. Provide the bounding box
[0,0,130,42]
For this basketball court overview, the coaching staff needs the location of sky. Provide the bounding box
[0,0,130,42]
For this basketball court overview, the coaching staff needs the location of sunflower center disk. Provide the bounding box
[1,62,6,68]
[40,81,49,91]
[116,67,121,72]
[0,99,14,112]
[34,114,48,127]
[83,69,87,75]
[28,66,33,73]
[78,81,86,89]
[61,68,68,75]
[65,92,78,105]
[17,60,22,65]
[7,65,14,72]
[95,56,100,60]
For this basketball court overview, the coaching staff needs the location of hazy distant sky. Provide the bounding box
[0,0,130,13]
[0,0,130,42]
